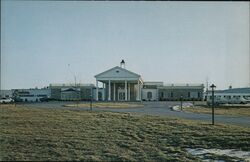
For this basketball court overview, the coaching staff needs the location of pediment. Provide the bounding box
[95,66,140,79]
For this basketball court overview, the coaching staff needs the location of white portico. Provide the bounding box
[94,66,143,101]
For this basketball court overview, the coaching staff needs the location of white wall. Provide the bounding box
[16,89,51,102]
[141,89,158,101]
[0,90,12,98]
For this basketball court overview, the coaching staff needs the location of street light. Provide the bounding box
[90,87,93,111]
[68,64,79,107]
[210,84,216,125]
[180,95,183,111]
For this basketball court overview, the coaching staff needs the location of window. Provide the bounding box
[160,92,164,98]
[188,92,190,98]
[98,92,102,100]
[243,96,250,100]
[171,92,173,98]
[37,94,47,97]
[147,92,152,100]
[19,94,34,97]
[18,91,30,95]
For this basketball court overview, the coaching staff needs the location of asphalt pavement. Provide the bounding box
[20,101,250,128]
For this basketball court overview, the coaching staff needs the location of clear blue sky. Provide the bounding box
[1,1,249,90]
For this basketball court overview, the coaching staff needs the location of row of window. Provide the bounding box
[61,94,80,100]
[19,94,48,97]
[209,95,250,99]
[21,98,41,102]
[160,92,200,98]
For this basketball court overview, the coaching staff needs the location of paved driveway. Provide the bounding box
[21,101,250,128]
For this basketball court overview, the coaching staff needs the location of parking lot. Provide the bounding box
[20,101,250,127]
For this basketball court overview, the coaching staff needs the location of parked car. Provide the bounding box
[0,98,14,104]
[40,97,49,102]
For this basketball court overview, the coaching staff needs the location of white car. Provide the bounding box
[0,98,14,104]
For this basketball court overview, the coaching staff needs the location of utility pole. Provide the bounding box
[74,76,79,108]
[210,84,216,125]
[206,77,209,101]
[180,95,183,111]
[90,88,93,111]
[68,64,79,107]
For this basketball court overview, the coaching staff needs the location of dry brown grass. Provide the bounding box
[64,102,144,108]
[184,106,250,117]
[1,105,250,161]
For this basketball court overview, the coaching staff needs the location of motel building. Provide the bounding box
[94,60,204,102]
[95,62,143,101]
[0,60,205,102]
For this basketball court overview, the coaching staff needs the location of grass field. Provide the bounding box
[184,106,250,117]
[64,102,144,108]
[1,104,250,161]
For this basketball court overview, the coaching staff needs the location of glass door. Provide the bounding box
[118,92,125,101]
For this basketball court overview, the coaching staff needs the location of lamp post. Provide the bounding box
[68,64,78,107]
[180,95,183,111]
[75,76,79,108]
[210,84,216,125]
[90,88,93,111]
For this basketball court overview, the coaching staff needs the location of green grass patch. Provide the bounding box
[1,105,250,161]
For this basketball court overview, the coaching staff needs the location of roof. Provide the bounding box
[61,88,80,92]
[95,66,141,79]
[50,83,94,87]
[163,83,204,87]
[206,87,250,94]
[218,87,250,93]
[143,82,164,86]
[159,83,204,90]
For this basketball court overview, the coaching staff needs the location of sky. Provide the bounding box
[1,1,249,90]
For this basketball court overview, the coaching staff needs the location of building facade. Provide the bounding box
[3,62,205,102]
[0,90,13,99]
[49,83,95,101]
[95,66,143,101]
[12,88,51,102]
[205,87,250,104]
[141,82,163,101]
[158,84,204,101]
[94,65,204,101]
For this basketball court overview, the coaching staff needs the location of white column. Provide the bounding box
[96,80,99,101]
[108,80,111,101]
[125,80,127,101]
[102,83,105,101]
[113,82,116,101]
[128,83,130,101]
[137,80,140,101]
[139,84,141,101]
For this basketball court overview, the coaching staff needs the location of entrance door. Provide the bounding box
[147,91,152,101]
[118,89,125,101]
[118,92,125,101]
